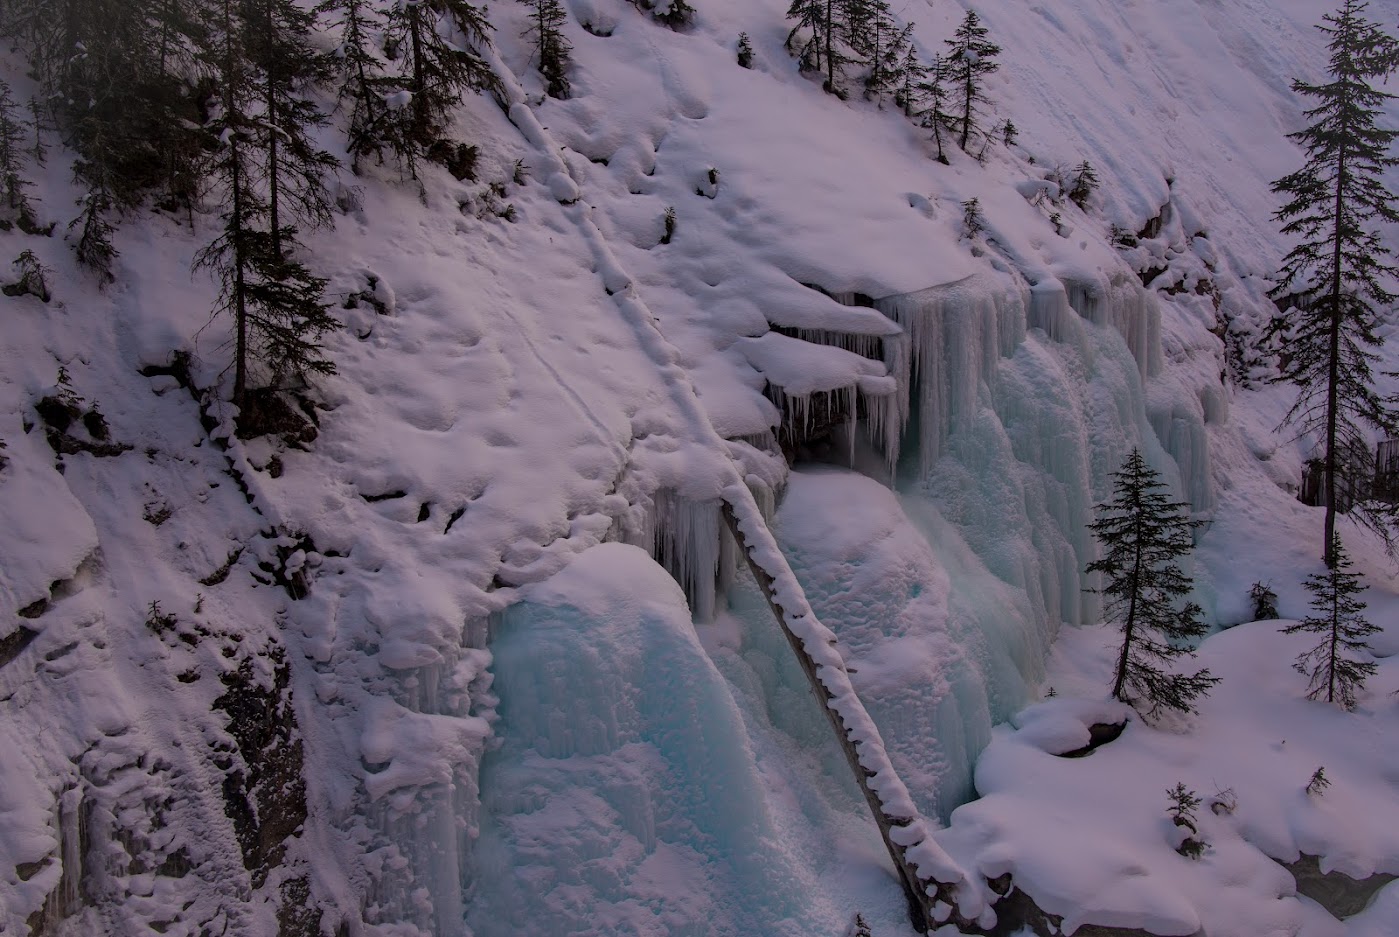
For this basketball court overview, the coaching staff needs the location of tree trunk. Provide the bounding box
[824,0,835,92]
[1111,514,1145,700]
[961,67,972,151]
[409,6,429,144]
[1323,142,1346,569]
[263,0,282,260]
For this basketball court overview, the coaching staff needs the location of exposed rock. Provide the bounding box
[1283,853,1398,919]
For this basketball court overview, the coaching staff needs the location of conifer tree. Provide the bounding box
[1087,449,1218,717]
[1068,160,1098,209]
[1265,0,1399,566]
[1285,534,1377,709]
[893,43,926,119]
[786,0,849,96]
[737,32,754,69]
[916,53,954,164]
[197,0,337,410]
[944,9,1000,152]
[382,0,500,168]
[0,79,37,232]
[651,0,695,29]
[520,0,573,99]
[857,5,910,102]
[322,0,391,172]
[243,0,338,259]
[1,0,208,269]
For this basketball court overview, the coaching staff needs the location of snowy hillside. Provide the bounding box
[2,0,1398,935]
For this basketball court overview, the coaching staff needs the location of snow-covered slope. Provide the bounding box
[3,0,1398,935]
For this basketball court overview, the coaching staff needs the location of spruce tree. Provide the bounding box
[0,79,37,232]
[243,0,338,258]
[737,32,754,69]
[1285,534,1377,709]
[651,0,694,29]
[520,0,573,99]
[197,0,337,411]
[786,0,849,96]
[1087,449,1219,717]
[1,0,208,268]
[381,0,500,169]
[893,43,926,119]
[322,0,392,172]
[944,9,1000,152]
[856,5,910,103]
[1068,160,1098,210]
[1265,0,1399,566]
[916,53,954,165]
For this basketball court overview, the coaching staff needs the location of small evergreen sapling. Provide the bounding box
[1285,534,1377,709]
[661,206,676,244]
[1250,581,1280,620]
[1306,766,1331,796]
[848,912,873,937]
[1166,782,1206,858]
[1068,160,1098,209]
[3,248,50,301]
[1001,118,1018,147]
[961,197,984,240]
[736,32,754,68]
[652,0,695,30]
[1088,449,1218,717]
[520,0,573,99]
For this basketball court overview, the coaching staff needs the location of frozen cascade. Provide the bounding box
[361,637,497,935]
[762,272,1212,821]
[467,543,835,937]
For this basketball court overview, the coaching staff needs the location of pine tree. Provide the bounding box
[1087,449,1219,717]
[893,43,925,119]
[322,0,392,172]
[520,0,573,99]
[944,9,1000,152]
[197,0,337,410]
[382,0,500,169]
[1267,0,1399,566]
[960,197,984,240]
[651,0,694,29]
[1,0,208,267]
[1285,534,1377,709]
[786,0,850,96]
[737,32,754,69]
[856,5,910,103]
[242,0,338,258]
[1068,160,1098,209]
[915,53,954,165]
[0,79,37,232]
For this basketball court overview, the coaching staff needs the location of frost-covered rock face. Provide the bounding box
[4,0,1397,935]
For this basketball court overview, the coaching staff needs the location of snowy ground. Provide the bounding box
[938,614,1399,937]
[5,0,1399,934]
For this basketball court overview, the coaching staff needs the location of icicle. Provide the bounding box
[48,785,84,919]
[649,490,723,622]
[1074,274,1163,378]
[1149,404,1215,513]
[877,275,1028,475]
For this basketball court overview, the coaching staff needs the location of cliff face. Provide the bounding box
[2,1,1393,935]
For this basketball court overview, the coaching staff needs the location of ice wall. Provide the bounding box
[768,271,1215,819]
[467,543,832,937]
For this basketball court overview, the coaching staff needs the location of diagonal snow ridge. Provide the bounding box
[482,43,985,925]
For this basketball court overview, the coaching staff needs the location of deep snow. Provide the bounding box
[3,0,1399,934]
